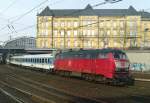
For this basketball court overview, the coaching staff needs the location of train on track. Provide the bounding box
[7,48,134,85]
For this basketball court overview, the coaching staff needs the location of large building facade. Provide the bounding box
[36,5,150,49]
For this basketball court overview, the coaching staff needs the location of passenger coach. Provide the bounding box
[9,54,54,71]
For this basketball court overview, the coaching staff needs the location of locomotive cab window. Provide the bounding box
[98,53,108,59]
[113,52,128,60]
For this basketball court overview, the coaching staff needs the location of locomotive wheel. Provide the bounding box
[64,71,71,77]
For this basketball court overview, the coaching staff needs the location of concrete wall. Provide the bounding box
[126,51,150,72]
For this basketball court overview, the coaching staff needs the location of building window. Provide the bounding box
[74,40,78,47]
[54,40,57,48]
[68,22,71,27]
[54,30,57,36]
[61,22,65,27]
[42,29,45,35]
[120,22,124,28]
[42,23,44,28]
[83,30,86,36]
[45,40,48,47]
[67,40,70,47]
[130,31,137,36]
[87,30,90,36]
[113,30,117,36]
[107,30,110,35]
[74,22,78,27]
[101,42,104,47]
[60,40,64,47]
[114,42,117,47]
[41,40,44,47]
[100,31,104,35]
[74,30,78,36]
[83,21,86,26]
[87,21,91,26]
[107,22,110,27]
[120,30,124,36]
[45,30,48,35]
[88,41,91,48]
[46,22,49,28]
[100,22,104,27]
[92,30,95,36]
[60,30,64,36]
[67,31,71,36]
[54,22,58,27]
[113,22,116,28]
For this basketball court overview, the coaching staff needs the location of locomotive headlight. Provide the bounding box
[115,61,121,68]
[125,62,130,68]
[115,61,130,68]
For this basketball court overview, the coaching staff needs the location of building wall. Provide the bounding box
[141,19,150,47]
[127,51,150,71]
[36,15,148,49]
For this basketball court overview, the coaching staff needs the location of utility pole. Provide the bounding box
[98,17,100,48]
[51,16,54,48]
[123,19,127,49]
[64,29,66,49]
[144,28,149,47]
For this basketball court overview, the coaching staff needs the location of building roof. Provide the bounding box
[37,5,142,17]
[139,11,150,18]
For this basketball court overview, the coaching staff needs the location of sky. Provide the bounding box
[0,0,149,44]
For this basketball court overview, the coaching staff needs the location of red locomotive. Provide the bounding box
[54,48,134,85]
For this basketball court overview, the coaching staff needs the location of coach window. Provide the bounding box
[48,58,51,64]
[45,58,47,64]
[42,58,44,63]
[35,59,36,63]
[32,59,34,63]
[34,58,36,63]
[37,59,39,63]
[39,58,42,63]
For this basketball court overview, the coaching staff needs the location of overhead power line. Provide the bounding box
[0,0,48,32]
[1,0,123,38]
[11,0,49,23]
[0,0,19,15]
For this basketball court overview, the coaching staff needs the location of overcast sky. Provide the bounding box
[0,0,149,43]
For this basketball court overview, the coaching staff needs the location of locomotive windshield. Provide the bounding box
[113,52,128,60]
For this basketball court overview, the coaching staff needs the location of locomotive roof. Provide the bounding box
[60,48,125,55]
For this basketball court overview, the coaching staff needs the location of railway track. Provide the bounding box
[0,87,25,103]
[0,79,55,103]
[135,78,150,82]
[0,66,106,103]
[0,65,150,103]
